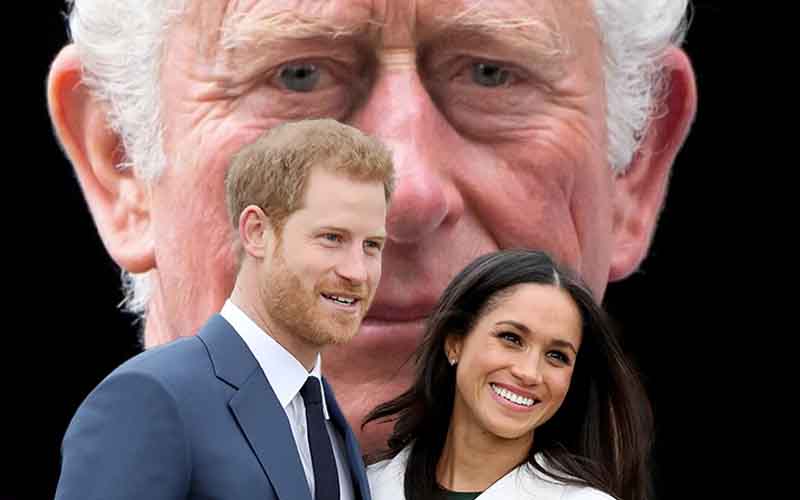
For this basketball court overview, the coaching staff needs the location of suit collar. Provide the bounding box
[219,301,330,416]
[198,314,313,500]
[197,314,258,389]
[230,369,313,500]
[198,315,371,500]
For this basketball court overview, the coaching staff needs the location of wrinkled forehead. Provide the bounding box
[176,0,599,56]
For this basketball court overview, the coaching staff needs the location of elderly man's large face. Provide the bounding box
[52,0,694,454]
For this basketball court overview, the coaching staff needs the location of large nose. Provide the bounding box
[349,59,463,244]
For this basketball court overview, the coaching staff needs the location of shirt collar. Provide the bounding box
[220,300,329,419]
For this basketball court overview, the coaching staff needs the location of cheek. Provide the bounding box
[153,127,268,287]
[156,157,227,259]
[454,368,480,412]
[547,372,574,408]
[369,259,382,286]
[564,131,615,293]
[457,346,499,395]
[457,136,581,267]
[152,178,230,269]
[456,122,614,290]
[286,248,338,293]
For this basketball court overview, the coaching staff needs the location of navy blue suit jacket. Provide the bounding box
[55,314,372,500]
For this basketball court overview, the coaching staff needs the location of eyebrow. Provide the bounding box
[496,320,578,354]
[220,8,374,53]
[221,3,570,56]
[426,3,572,67]
[317,226,387,240]
[215,3,571,87]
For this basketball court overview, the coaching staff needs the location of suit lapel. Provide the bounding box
[230,372,313,500]
[476,470,520,500]
[323,378,372,500]
[199,315,313,500]
[477,464,563,500]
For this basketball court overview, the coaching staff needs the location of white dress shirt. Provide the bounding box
[221,300,355,500]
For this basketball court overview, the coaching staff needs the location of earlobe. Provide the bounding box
[444,335,462,363]
[48,44,155,274]
[609,46,698,281]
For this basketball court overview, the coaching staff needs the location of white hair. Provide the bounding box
[65,0,691,320]
[67,0,186,317]
[594,0,690,172]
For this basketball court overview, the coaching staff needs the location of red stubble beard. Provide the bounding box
[263,253,372,348]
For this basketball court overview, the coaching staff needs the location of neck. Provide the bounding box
[230,272,319,371]
[437,401,532,492]
[143,272,177,348]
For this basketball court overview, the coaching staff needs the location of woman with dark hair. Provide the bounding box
[364,249,653,500]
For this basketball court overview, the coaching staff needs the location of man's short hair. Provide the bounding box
[225,118,395,233]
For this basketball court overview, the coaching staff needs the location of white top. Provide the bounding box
[221,300,354,500]
[367,445,615,500]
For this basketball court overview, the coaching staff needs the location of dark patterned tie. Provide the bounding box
[300,377,340,500]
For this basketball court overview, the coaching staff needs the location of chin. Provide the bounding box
[483,415,537,441]
[495,427,534,441]
[323,324,361,346]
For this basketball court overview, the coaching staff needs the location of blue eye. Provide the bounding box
[472,62,510,87]
[322,233,342,243]
[279,63,321,92]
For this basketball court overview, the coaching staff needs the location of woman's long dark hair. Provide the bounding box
[364,249,653,500]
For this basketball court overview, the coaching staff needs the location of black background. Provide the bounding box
[13,1,746,498]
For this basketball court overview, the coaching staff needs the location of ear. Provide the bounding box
[444,334,463,364]
[609,47,698,281]
[47,45,155,273]
[238,205,275,259]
